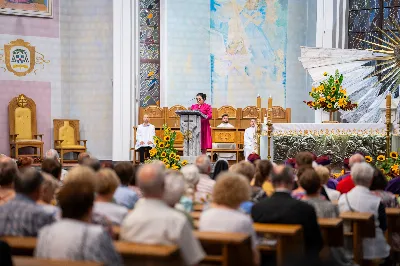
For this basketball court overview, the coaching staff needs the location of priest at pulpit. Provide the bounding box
[135,114,155,163]
[190,93,212,154]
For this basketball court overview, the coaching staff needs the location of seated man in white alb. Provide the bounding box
[135,114,155,163]
[244,119,257,161]
[212,114,236,161]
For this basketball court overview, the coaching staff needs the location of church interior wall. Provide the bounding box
[0,0,113,159]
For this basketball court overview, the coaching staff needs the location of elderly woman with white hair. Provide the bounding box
[44,149,68,181]
[338,162,391,264]
[163,170,194,228]
[180,165,200,212]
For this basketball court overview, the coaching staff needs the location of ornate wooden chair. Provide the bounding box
[212,105,238,127]
[8,94,44,159]
[53,119,87,163]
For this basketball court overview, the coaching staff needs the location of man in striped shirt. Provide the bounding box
[195,155,216,203]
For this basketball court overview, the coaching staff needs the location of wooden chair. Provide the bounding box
[138,105,165,128]
[194,231,253,266]
[339,212,375,265]
[53,119,87,164]
[8,94,44,159]
[212,106,239,128]
[13,256,103,266]
[239,106,261,129]
[262,106,291,123]
[166,105,187,127]
[208,128,243,163]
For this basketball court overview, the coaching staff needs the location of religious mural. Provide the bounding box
[0,0,53,17]
[210,0,288,107]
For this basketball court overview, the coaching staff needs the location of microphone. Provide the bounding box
[187,97,196,103]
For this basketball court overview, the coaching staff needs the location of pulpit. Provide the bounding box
[175,110,207,162]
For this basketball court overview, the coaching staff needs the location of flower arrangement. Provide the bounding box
[147,124,188,169]
[304,70,358,113]
[366,152,400,180]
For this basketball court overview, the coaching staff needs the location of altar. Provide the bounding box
[260,123,396,167]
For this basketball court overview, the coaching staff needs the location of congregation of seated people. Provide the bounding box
[0,150,399,266]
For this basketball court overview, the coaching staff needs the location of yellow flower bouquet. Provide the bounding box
[304,70,358,112]
[146,124,188,169]
[367,152,400,180]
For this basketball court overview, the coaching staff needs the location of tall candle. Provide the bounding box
[257,95,261,108]
[268,97,273,109]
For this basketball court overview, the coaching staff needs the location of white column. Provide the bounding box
[315,0,349,123]
[113,0,135,161]
[160,0,168,107]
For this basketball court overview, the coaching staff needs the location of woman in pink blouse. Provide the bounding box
[191,93,212,154]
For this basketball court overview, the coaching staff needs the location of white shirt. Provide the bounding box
[93,201,128,225]
[244,126,256,159]
[323,185,340,201]
[121,198,205,265]
[338,186,390,260]
[195,174,216,203]
[35,219,122,266]
[135,123,156,150]
[199,208,257,249]
[217,122,234,128]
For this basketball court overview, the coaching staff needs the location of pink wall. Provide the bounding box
[0,0,59,38]
[0,80,51,155]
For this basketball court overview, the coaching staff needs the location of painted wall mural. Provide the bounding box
[210,0,288,107]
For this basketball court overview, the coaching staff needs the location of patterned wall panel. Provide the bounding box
[139,0,160,107]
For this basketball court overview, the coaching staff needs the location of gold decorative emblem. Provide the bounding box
[0,39,49,77]
[17,94,28,108]
[183,130,193,140]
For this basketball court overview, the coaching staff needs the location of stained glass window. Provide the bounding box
[349,0,400,49]
[139,0,160,107]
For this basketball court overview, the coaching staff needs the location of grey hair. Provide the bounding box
[196,155,211,174]
[180,165,200,189]
[15,167,43,195]
[136,163,165,197]
[270,166,294,186]
[44,149,59,160]
[163,170,185,206]
[351,162,374,187]
[349,154,365,168]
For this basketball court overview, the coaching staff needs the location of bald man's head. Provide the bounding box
[349,154,365,168]
[196,155,211,174]
[137,163,165,198]
[270,165,294,189]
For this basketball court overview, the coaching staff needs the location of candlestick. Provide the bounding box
[257,95,261,109]
[268,97,272,109]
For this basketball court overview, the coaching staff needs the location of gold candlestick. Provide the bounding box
[386,94,392,157]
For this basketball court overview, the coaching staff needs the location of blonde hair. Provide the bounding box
[212,172,251,208]
[314,165,330,185]
[63,166,96,187]
[95,169,120,195]
[229,161,255,182]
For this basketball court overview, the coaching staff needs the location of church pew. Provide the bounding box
[194,231,253,266]
[13,256,103,266]
[1,237,182,266]
[339,212,375,265]
[385,208,400,251]
[318,218,344,247]
[253,223,303,266]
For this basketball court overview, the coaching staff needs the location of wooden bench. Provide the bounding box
[253,223,303,266]
[386,208,400,251]
[194,231,253,266]
[2,237,182,266]
[13,256,103,266]
[318,218,344,247]
[339,212,375,265]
